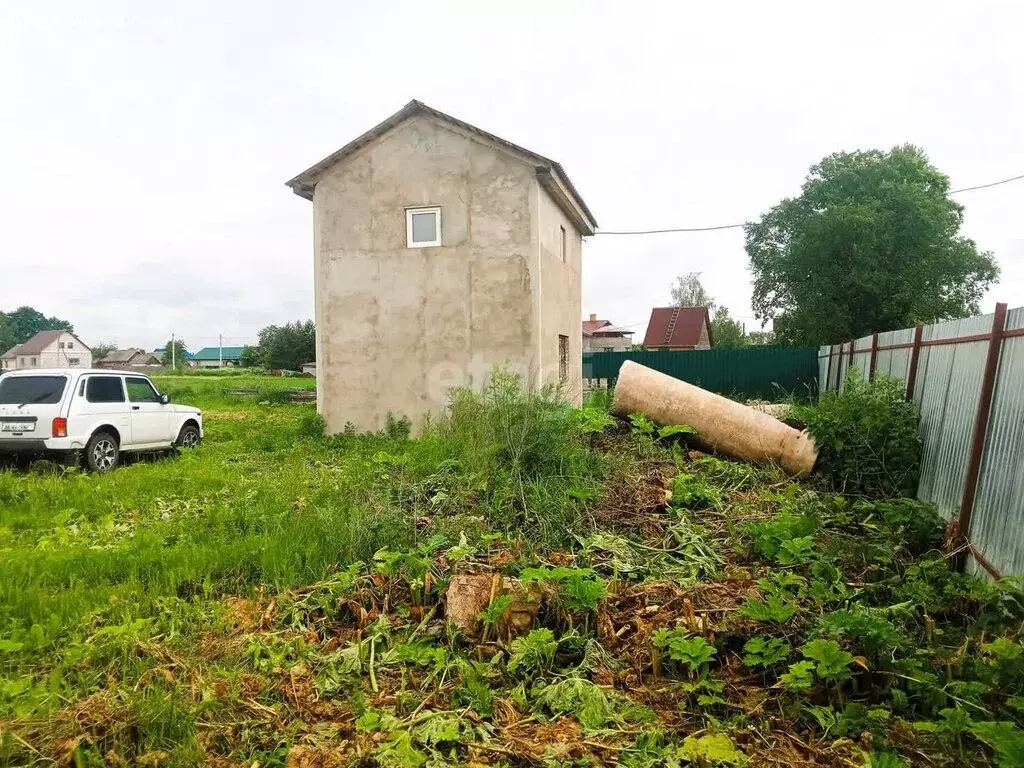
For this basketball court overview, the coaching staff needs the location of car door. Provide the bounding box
[77,375,132,445]
[125,376,171,446]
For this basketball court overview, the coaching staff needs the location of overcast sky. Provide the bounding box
[2,1,1021,351]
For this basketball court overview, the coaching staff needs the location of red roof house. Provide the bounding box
[642,307,713,350]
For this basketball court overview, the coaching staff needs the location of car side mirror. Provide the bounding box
[160,394,171,405]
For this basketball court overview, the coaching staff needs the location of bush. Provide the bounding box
[796,371,920,498]
[422,369,603,549]
[297,411,325,438]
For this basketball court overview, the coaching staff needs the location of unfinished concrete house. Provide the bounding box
[286,100,597,432]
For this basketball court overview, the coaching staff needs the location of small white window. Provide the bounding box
[559,226,567,263]
[406,206,441,248]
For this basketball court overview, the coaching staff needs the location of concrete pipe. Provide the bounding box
[611,361,818,476]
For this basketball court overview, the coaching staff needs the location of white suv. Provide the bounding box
[0,369,203,472]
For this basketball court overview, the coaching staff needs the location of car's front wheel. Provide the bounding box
[85,432,120,473]
[176,423,202,449]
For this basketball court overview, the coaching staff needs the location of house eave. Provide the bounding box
[537,167,597,236]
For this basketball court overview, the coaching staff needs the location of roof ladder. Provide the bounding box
[663,308,681,345]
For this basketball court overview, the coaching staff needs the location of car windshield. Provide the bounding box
[0,375,68,405]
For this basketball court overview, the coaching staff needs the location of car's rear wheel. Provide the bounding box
[176,423,202,449]
[85,432,119,473]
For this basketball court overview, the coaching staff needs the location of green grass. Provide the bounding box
[0,401,360,640]
[3,372,1024,767]
[0,371,600,648]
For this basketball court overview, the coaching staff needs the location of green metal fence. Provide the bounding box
[583,347,819,401]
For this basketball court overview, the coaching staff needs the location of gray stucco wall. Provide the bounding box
[313,115,579,432]
[536,184,583,401]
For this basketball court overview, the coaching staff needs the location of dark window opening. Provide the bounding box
[0,375,68,405]
[558,335,569,383]
[86,376,126,404]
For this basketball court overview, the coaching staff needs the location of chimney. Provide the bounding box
[589,313,597,322]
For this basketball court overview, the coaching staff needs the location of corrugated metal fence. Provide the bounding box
[584,346,819,401]
[819,303,1024,578]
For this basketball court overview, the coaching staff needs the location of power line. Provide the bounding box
[949,173,1024,194]
[598,223,745,235]
[593,171,1024,236]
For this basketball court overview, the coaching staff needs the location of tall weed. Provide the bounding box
[423,370,603,548]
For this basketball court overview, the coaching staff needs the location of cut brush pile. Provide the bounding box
[2,372,1023,768]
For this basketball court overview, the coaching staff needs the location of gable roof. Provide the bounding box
[583,319,633,337]
[100,348,145,364]
[193,346,245,361]
[2,330,88,358]
[285,99,597,236]
[643,307,713,348]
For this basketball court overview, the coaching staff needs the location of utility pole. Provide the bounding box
[171,333,176,369]
[219,334,223,368]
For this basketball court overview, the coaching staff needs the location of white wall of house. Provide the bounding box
[583,334,633,352]
[3,332,92,370]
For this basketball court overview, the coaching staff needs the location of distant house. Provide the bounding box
[193,346,244,368]
[582,314,634,352]
[96,348,162,369]
[643,307,713,350]
[301,362,317,377]
[1,330,92,371]
[154,347,195,362]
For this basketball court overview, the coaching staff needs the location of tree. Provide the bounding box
[670,272,717,310]
[254,321,315,370]
[667,275,750,348]
[747,330,776,346]
[710,306,748,348]
[239,345,261,368]
[90,342,117,363]
[746,145,999,346]
[0,306,74,352]
[161,339,189,369]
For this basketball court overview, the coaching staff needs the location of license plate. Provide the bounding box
[1,422,34,432]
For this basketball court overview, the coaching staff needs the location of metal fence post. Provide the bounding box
[904,324,925,401]
[868,333,879,380]
[836,343,845,391]
[824,345,836,392]
[957,302,1008,568]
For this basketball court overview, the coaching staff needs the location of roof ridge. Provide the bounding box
[285,100,596,234]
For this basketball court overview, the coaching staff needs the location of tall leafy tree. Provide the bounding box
[239,345,261,368]
[667,274,750,348]
[0,306,74,352]
[747,330,776,346]
[670,272,717,310]
[160,339,189,369]
[710,306,748,348]
[746,145,999,345]
[255,321,316,370]
[90,342,117,363]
